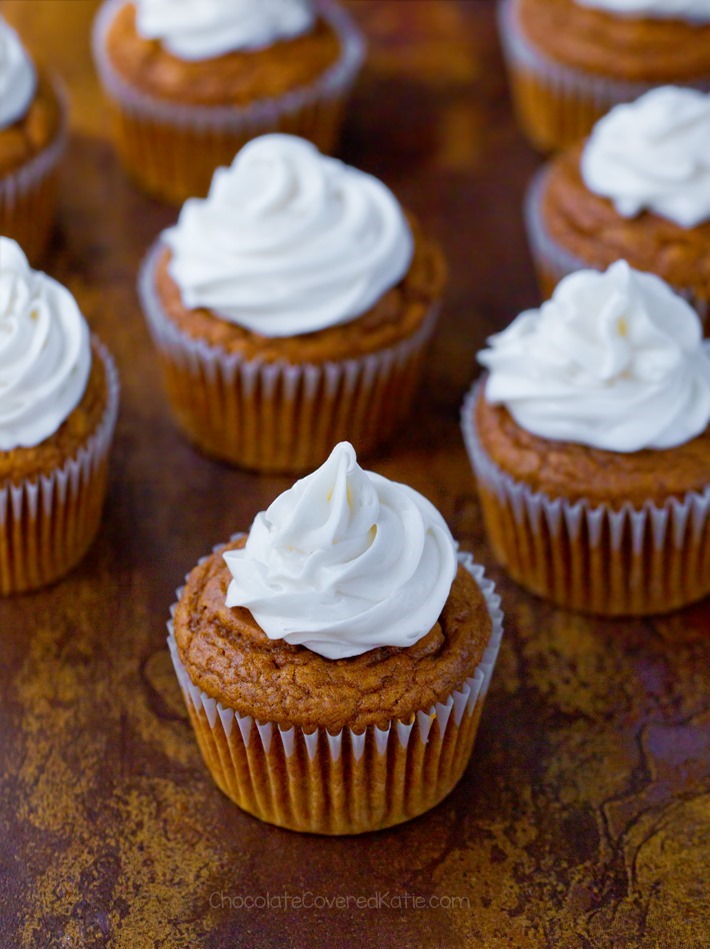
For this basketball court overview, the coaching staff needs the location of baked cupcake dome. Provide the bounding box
[139,133,447,474]
[0,16,67,261]
[498,0,710,152]
[92,0,365,203]
[0,240,119,594]
[462,261,710,616]
[525,87,710,325]
[168,442,503,834]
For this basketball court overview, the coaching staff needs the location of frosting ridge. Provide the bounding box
[478,261,710,453]
[581,86,710,228]
[163,134,414,337]
[0,238,92,451]
[0,16,36,129]
[224,442,458,659]
[135,0,316,61]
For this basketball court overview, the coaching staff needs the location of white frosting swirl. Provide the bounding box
[135,0,316,61]
[0,16,36,129]
[224,442,458,660]
[478,261,710,453]
[0,238,92,451]
[163,134,414,337]
[581,86,710,228]
[574,0,710,21]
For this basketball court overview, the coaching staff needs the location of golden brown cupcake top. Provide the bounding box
[173,537,492,732]
[517,0,710,82]
[153,215,446,364]
[0,238,110,485]
[540,145,710,295]
[104,2,341,106]
[474,381,710,508]
[0,339,109,487]
[474,256,710,506]
[0,74,64,178]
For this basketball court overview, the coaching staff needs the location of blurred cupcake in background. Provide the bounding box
[525,86,710,326]
[498,0,710,152]
[138,133,447,473]
[0,15,67,261]
[462,261,710,616]
[92,0,365,203]
[0,239,119,594]
[168,441,504,834]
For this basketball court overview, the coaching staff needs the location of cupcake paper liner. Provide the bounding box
[0,79,67,263]
[498,0,710,152]
[139,241,440,474]
[92,0,366,203]
[167,539,504,835]
[0,340,120,595]
[462,382,710,616]
[524,166,710,327]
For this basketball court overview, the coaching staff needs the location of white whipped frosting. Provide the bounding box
[581,87,710,228]
[478,261,710,453]
[0,238,92,451]
[135,0,316,61]
[224,442,458,660]
[163,134,413,338]
[574,0,710,21]
[0,16,36,129]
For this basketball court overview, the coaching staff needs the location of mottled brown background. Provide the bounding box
[0,2,708,947]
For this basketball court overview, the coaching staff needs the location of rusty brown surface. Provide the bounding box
[0,2,708,947]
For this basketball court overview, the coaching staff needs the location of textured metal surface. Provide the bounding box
[0,2,707,946]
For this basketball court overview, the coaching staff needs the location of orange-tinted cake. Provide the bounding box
[174,537,492,733]
[153,218,446,365]
[536,146,710,303]
[474,380,710,509]
[104,2,342,106]
[0,75,63,178]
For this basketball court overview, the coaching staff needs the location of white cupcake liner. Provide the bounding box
[462,381,710,615]
[92,0,366,202]
[524,165,710,325]
[0,76,68,262]
[498,0,710,151]
[0,338,120,595]
[138,241,441,473]
[167,537,504,834]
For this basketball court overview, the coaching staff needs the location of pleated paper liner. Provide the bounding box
[167,544,504,835]
[0,339,120,595]
[497,0,710,152]
[462,382,710,616]
[139,241,441,474]
[0,77,67,264]
[92,0,366,204]
[524,166,710,329]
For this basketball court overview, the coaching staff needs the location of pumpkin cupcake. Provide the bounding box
[526,86,710,326]
[92,0,365,203]
[138,133,447,474]
[498,0,710,152]
[462,261,710,616]
[0,238,120,594]
[0,16,67,262]
[168,441,504,834]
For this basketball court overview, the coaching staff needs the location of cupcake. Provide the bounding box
[138,133,447,474]
[168,441,503,834]
[462,261,710,616]
[0,16,67,261]
[0,239,119,594]
[92,0,365,203]
[498,0,710,152]
[526,86,710,325]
